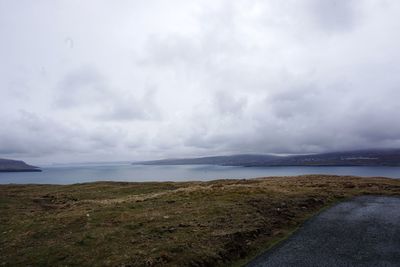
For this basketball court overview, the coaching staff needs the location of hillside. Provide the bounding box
[0,158,41,172]
[134,149,400,167]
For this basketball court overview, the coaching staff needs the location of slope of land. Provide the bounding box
[1,175,400,266]
[135,149,400,167]
[0,158,41,172]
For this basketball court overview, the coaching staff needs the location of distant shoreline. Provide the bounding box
[137,163,400,167]
[0,169,42,173]
[135,149,400,167]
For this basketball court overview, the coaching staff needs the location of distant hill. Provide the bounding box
[0,159,41,172]
[134,149,400,167]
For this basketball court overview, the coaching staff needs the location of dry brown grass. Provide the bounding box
[1,175,400,266]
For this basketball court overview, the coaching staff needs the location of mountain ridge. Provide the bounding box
[0,158,41,172]
[133,149,400,167]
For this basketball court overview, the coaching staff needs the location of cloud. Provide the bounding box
[213,90,248,116]
[0,110,83,157]
[98,87,161,121]
[307,0,357,32]
[1,0,400,163]
[53,67,108,109]
[52,67,161,122]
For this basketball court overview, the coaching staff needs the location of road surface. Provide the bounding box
[247,196,400,267]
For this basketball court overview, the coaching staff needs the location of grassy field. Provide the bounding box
[1,175,400,266]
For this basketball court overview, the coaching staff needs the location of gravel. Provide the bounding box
[247,196,400,267]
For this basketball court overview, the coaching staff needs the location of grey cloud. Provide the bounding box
[100,99,148,121]
[213,90,247,116]
[88,127,125,150]
[307,0,357,32]
[0,109,145,163]
[268,84,321,119]
[0,111,81,157]
[53,67,160,122]
[54,67,108,109]
[140,35,201,67]
[98,87,161,121]
[1,0,400,163]
[132,0,400,157]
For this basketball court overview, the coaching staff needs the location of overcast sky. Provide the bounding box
[1,0,400,164]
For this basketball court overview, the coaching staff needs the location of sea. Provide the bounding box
[1,163,400,184]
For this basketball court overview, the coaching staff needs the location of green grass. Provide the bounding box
[1,175,400,266]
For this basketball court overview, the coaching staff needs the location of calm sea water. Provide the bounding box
[1,164,400,184]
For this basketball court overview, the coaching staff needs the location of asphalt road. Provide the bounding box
[247,196,400,267]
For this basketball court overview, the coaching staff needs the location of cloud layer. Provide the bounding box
[1,0,400,164]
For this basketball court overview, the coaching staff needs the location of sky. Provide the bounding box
[1,0,400,164]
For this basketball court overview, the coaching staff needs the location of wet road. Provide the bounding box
[247,196,400,267]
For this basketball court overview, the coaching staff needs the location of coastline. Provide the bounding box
[0,169,42,172]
